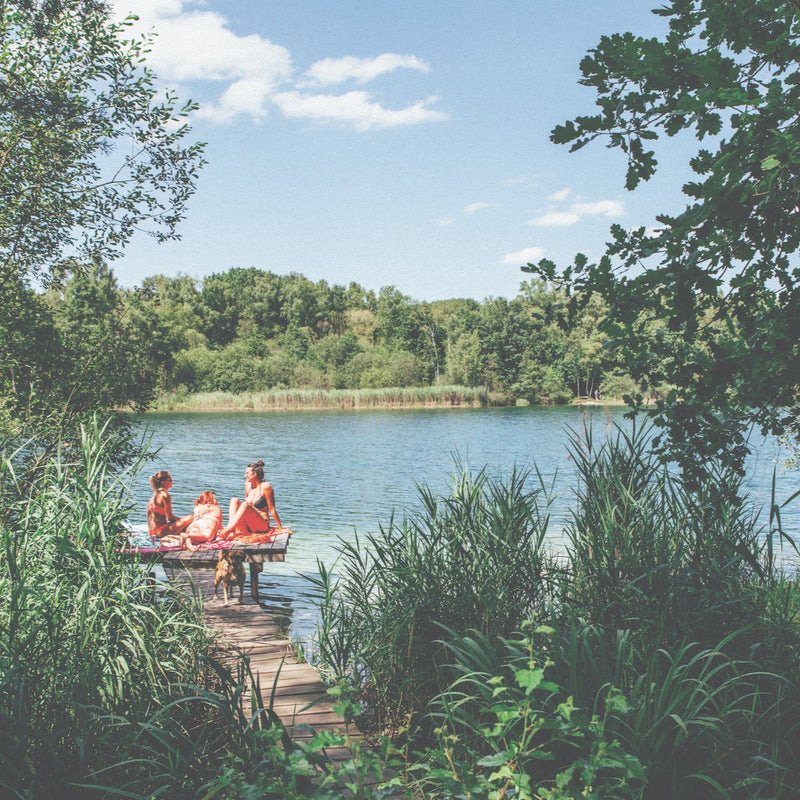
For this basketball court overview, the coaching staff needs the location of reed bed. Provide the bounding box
[0,419,388,798]
[151,385,492,412]
[311,423,800,798]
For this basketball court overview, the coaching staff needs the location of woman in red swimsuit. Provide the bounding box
[147,471,192,545]
[219,460,282,539]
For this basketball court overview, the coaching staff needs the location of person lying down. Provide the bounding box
[160,491,222,550]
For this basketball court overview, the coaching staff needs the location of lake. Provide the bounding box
[130,405,799,646]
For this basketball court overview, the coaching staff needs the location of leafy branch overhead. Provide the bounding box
[0,0,206,284]
[532,0,800,476]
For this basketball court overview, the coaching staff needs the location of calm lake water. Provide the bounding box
[130,405,799,646]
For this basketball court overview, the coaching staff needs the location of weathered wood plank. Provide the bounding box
[159,564,359,759]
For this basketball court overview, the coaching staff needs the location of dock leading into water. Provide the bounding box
[161,559,357,761]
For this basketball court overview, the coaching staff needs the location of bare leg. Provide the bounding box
[227,497,241,526]
[155,515,193,545]
[220,502,269,539]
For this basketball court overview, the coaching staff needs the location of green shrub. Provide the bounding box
[416,623,645,800]
[312,422,800,798]
[310,461,552,734]
[0,419,395,798]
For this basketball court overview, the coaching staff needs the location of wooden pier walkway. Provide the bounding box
[163,562,358,759]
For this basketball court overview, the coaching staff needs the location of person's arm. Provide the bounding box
[261,482,282,528]
[162,491,178,523]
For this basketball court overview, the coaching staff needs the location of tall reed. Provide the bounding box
[312,421,800,797]
[564,421,765,647]
[152,384,491,412]
[309,460,553,735]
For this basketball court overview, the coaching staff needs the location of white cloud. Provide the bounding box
[272,91,447,131]
[300,54,429,87]
[528,197,624,227]
[528,211,580,227]
[547,187,570,202]
[571,199,624,218]
[196,76,276,123]
[464,202,490,215]
[111,1,445,130]
[439,218,454,227]
[501,247,545,265]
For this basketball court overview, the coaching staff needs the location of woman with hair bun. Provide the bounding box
[147,470,192,546]
[219,460,282,539]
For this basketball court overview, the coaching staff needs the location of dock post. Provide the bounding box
[249,557,263,601]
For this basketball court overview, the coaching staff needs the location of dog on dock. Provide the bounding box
[213,549,246,605]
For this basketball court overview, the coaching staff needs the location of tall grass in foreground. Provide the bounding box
[309,461,554,736]
[312,423,800,798]
[0,420,388,799]
[152,385,492,412]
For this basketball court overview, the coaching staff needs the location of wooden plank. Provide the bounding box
[158,566,360,760]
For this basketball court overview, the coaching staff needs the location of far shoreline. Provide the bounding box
[131,387,632,414]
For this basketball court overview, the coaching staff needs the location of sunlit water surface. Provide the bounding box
[129,406,799,647]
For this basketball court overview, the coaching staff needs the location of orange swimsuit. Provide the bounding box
[147,500,171,537]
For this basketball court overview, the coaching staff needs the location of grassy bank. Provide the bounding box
[151,385,497,411]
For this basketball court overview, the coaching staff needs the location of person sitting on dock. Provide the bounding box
[219,460,282,539]
[147,470,192,546]
[180,491,223,551]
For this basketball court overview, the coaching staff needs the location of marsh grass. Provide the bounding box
[312,422,800,797]
[308,460,553,736]
[151,384,492,412]
[0,419,388,798]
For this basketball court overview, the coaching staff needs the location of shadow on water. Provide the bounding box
[256,571,322,646]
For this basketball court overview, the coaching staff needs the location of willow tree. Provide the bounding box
[0,0,205,434]
[530,0,800,478]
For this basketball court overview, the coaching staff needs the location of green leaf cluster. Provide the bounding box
[0,0,204,446]
[537,0,800,480]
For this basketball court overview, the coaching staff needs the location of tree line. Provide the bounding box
[6,262,647,420]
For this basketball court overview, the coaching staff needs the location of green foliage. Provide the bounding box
[0,419,404,799]
[564,421,766,644]
[0,419,216,793]
[312,424,800,798]
[534,0,800,478]
[0,0,204,443]
[71,266,639,405]
[309,461,553,734]
[0,1,205,283]
[415,626,645,800]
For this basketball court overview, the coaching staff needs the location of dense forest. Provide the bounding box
[27,263,643,412]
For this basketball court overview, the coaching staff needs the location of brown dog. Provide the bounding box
[213,549,246,605]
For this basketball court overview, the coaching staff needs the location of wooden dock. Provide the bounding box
[161,560,358,759]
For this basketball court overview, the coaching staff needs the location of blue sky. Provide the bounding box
[110,1,693,302]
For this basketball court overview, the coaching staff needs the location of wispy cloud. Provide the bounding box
[300,54,429,87]
[464,202,491,215]
[528,197,624,227]
[547,187,570,202]
[112,0,447,130]
[570,200,624,217]
[272,91,446,131]
[528,211,580,227]
[501,246,545,265]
